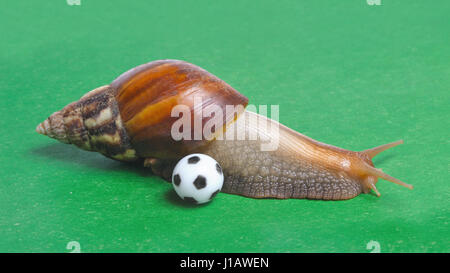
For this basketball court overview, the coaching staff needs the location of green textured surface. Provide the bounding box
[0,0,448,253]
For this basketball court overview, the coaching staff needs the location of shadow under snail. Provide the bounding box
[36,59,412,200]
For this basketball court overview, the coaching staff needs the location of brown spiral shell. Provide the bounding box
[37,60,248,161]
[111,59,249,159]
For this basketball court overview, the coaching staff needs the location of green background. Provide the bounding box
[0,0,448,253]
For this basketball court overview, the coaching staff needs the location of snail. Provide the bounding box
[36,59,412,200]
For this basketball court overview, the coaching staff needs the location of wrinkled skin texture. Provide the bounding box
[145,111,365,200]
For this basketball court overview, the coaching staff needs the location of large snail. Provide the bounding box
[36,59,412,200]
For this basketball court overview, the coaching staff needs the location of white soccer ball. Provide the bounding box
[172,153,224,204]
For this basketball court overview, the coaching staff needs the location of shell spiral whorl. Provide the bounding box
[36,85,138,162]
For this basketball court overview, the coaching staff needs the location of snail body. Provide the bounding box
[36,60,412,200]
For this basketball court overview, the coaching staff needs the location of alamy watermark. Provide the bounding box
[66,0,81,6]
[366,0,381,5]
[170,97,280,151]
[66,241,81,253]
[366,240,381,253]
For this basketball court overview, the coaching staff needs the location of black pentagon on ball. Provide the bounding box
[193,175,207,189]
[173,174,181,186]
[183,196,198,204]
[215,163,222,174]
[188,156,200,164]
[210,189,220,200]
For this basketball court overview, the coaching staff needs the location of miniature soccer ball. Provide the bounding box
[172,153,224,204]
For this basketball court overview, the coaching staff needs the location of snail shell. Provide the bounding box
[36,60,412,200]
[37,85,138,161]
[37,60,247,161]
